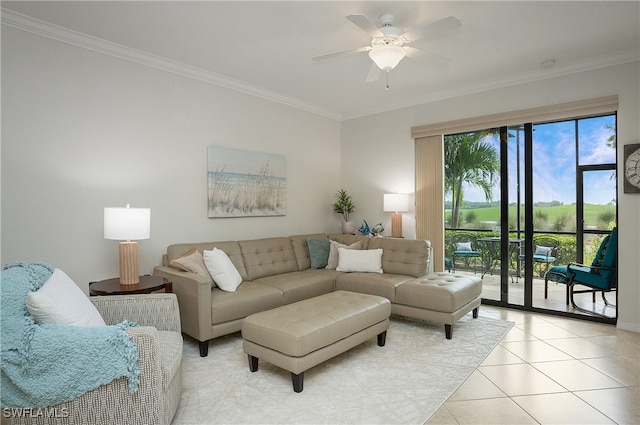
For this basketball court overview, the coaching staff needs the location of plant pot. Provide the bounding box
[341,221,356,234]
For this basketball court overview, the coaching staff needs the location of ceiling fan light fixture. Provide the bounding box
[369,45,405,71]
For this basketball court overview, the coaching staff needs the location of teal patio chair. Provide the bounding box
[451,232,482,273]
[519,234,560,277]
[545,227,617,316]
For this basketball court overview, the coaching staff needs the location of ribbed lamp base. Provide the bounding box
[391,213,403,238]
[119,241,140,285]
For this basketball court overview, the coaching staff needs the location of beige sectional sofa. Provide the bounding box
[153,233,481,357]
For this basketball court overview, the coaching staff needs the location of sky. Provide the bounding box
[458,114,617,205]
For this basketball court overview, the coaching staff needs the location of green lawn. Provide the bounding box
[448,204,616,229]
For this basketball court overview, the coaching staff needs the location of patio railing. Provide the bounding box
[444,229,602,275]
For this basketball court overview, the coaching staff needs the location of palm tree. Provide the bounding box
[445,132,499,228]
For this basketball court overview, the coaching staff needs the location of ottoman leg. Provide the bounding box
[445,324,453,340]
[291,372,304,393]
[473,307,479,318]
[248,355,259,372]
[377,330,387,347]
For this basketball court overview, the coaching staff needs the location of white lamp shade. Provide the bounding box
[104,206,150,240]
[369,45,406,71]
[384,193,409,213]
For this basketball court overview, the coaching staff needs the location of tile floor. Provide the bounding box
[479,273,617,318]
[427,305,640,424]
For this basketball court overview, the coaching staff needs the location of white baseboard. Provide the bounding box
[616,320,640,333]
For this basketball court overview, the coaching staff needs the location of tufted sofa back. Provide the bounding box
[162,233,431,282]
[367,238,431,278]
[238,237,299,281]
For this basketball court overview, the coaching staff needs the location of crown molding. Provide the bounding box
[1,8,343,121]
[341,49,639,121]
[3,8,638,123]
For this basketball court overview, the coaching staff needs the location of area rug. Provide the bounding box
[172,314,513,425]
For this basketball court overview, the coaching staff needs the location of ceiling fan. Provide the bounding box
[312,13,461,85]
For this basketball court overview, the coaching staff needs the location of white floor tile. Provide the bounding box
[513,392,615,424]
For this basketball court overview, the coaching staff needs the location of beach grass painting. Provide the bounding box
[208,146,286,218]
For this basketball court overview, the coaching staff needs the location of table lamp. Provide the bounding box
[104,204,151,285]
[384,193,409,238]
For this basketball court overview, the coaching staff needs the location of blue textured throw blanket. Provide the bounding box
[1,262,140,408]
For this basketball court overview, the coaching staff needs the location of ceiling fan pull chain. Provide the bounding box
[386,72,390,91]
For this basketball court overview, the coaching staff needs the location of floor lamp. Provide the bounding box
[104,204,151,285]
[384,194,409,238]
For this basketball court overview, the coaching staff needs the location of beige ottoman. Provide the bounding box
[242,290,391,392]
[394,273,482,339]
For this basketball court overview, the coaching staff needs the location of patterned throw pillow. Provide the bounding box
[306,238,331,269]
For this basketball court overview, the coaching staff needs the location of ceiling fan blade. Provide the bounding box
[312,46,369,62]
[405,46,450,66]
[365,63,382,83]
[346,14,382,37]
[406,15,461,42]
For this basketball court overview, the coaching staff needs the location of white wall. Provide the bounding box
[341,62,640,332]
[3,25,639,332]
[1,27,342,290]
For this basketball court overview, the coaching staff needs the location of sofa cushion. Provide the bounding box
[289,233,327,271]
[395,274,482,312]
[367,238,430,278]
[256,271,335,304]
[336,248,383,273]
[158,330,183,390]
[239,237,299,281]
[335,272,413,302]
[211,282,284,324]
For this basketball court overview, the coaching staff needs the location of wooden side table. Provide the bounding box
[89,275,172,296]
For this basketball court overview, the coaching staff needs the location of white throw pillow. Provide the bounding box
[535,245,553,256]
[456,242,473,251]
[325,240,362,269]
[336,248,383,273]
[26,268,106,327]
[203,248,242,292]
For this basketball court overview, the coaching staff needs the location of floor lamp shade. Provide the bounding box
[104,205,150,285]
[384,194,409,238]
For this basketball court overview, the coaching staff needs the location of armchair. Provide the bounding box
[545,228,617,316]
[4,292,183,425]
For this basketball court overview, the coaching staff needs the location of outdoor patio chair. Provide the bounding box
[519,234,560,277]
[544,227,617,317]
[450,231,482,273]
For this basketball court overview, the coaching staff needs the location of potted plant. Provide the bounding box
[332,189,356,234]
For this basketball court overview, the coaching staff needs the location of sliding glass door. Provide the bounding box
[445,113,617,321]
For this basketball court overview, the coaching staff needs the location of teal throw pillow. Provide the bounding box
[307,238,331,269]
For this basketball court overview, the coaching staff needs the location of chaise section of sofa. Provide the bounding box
[154,232,480,357]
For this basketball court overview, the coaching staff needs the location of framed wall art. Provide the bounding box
[207,146,287,217]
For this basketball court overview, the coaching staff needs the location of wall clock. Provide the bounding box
[623,143,640,193]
